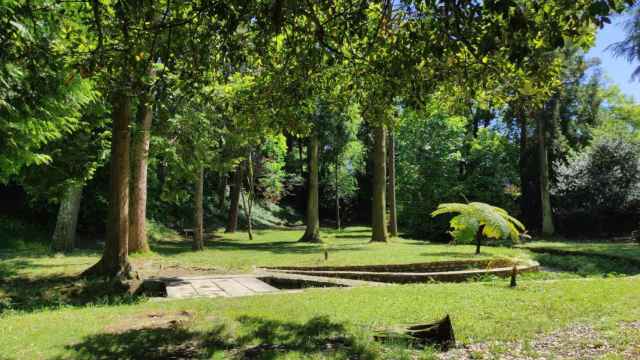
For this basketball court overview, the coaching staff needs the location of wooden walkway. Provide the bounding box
[163,275,280,299]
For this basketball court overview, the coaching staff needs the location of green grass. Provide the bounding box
[0,227,529,314]
[146,226,530,273]
[1,227,530,279]
[1,276,639,359]
[523,241,640,261]
[2,227,640,358]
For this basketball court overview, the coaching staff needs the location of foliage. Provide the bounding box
[319,102,365,207]
[256,134,288,203]
[0,216,48,251]
[553,137,640,215]
[591,86,640,144]
[0,1,97,182]
[396,102,519,239]
[431,202,525,243]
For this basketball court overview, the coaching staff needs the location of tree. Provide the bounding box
[609,6,640,80]
[193,165,204,251]
[226,166,242,233]
[0,3,96,183]
[51,182,83,252]
[300,135,321,242]
[387,126,398,237]
[537,106,555,236]
[431,202,525,255]
[240,154,256,240]
[129,91,154,253]
[371,123,389,242]
[320,104,364,230]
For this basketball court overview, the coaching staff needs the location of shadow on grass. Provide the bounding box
[534,253,640,276]
[418,252,486,259]
[152,239,367,257]
[0,273,141,314]
[334,234,371,239]
[59,316,376,360]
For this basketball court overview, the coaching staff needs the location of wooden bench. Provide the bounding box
[182,228,194,238]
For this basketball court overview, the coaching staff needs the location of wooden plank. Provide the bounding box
[235,277,279,293]
[211,278,255,297]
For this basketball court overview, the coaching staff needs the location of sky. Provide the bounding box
[586,13,638,101]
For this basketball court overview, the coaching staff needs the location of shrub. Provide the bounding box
[553,138,640,235]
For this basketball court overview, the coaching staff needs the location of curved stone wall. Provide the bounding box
[259,259,540,284]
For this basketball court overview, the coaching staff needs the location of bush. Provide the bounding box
[0,216,48,250]
[553,138,640,236]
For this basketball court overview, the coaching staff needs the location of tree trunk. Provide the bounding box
[387,129,398,237]
[371,125,388,242]
[83,93,133,278]
[537,110,555,236]
[128,99,152,253]
[298,140,305,176]
[241,154,255,240]
[51,182,83,252]
[518,110,531,227]
[225,166,242,233]
[335,155,341,231]
[217,172,227,210]
[193,166,204,251]
[374,315,456,351]
[475,225,484,255]
[300,135,321,242]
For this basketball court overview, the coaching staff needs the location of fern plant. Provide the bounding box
[431,202,525,254]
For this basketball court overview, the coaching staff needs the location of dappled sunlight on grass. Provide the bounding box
[146,227,530,272]
[2,276,640,358]
[523,241,640,259]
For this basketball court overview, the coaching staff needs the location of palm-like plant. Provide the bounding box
[431,202,526,254]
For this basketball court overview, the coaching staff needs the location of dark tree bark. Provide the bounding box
[387,130,398,237]
[371,125,389,242]
[240,155,255,240]
[83,93,134,278]
[374,315,456,351]
[193,166,204,251]
[518,111,530,224]
[217,171,227,210]
[128,98,152,253]
[298,140,305,176]
[51,182,83,252]
[300,135,321,242]
[537,108,555,236]
[475,225,485,255]
[225,166,242,233]
[335,154,341,231]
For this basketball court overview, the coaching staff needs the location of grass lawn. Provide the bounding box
[521,241,640,278]
[1,227,530,279]
[1,277,639,359]
[2,227,640,359]
[523,241,640,260]
[145,227,531,272]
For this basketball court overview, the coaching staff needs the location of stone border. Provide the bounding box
[258,259,539,284]
[259,258,515,273]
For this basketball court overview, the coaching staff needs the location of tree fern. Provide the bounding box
[431,202,525,254]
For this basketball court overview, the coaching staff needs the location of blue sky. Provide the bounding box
[586,13,638,101]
